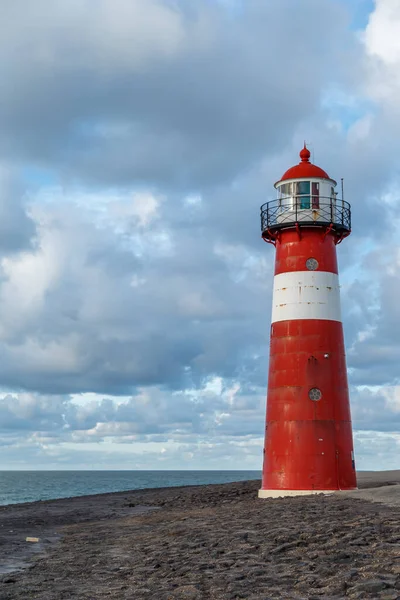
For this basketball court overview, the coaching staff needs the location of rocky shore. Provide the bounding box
[1,473,400,599]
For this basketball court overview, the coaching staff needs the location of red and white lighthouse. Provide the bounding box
[259,146,357,497]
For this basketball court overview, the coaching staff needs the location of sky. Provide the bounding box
[0,0,399,471]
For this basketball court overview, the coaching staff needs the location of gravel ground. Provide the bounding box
[0,477,400,599]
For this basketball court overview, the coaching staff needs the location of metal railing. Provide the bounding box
[260,196,351,235]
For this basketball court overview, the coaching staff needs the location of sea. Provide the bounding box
[0,470,260,506]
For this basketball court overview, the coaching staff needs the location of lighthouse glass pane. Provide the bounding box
[297,181,310,209]
[312,182,319,208]
[279,183,292,211]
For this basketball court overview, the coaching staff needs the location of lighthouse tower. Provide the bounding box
[259,146,357,498]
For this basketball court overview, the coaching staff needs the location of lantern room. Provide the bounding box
[260,145,351,243]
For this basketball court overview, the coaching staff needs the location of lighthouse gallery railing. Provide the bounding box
[260,196,351,235]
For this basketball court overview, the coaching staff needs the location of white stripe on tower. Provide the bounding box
[271,271,341,323]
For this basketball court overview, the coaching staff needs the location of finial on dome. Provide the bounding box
[299,143,311,163]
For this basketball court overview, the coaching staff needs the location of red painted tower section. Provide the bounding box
[259,146,357,497]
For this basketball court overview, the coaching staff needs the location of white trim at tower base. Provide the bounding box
[258,489,336,498]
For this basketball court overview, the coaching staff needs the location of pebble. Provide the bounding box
[170,585,202,599]
[354,579,390,593]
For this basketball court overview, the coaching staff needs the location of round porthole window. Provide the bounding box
[306,258,319,271]
[309,388,322,401]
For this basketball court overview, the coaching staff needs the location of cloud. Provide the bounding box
[0,381,267,469]
[1,380,399,471]
[0,167,36,252]
[342,227,400,387]
[0,376,263,439]
[0,186,273,395]
[0,0,399,470]
[353,430,400,471]
[0,0,356,189]
[363,0,400,103]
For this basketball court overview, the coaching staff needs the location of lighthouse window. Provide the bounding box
[312,182,320,209]
[306,258,319,271]
[280,183,292,198]
[309,388,322,401]
[296,181,310,209]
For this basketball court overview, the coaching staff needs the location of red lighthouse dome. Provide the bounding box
[276,145,334,185]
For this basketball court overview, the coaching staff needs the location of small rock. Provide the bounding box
[349,537,368,546]
[355,579,389,593]
[171,585,202,599]
[344,568,359,579]
[270,541,298,554]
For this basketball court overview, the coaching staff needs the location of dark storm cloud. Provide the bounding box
[0,0,354,190]
[0,198,271,395]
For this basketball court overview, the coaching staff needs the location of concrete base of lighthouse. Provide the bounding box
[258,489,336,498]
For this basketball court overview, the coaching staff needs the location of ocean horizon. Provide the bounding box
[0,470,260,506]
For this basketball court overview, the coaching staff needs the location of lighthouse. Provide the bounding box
[259,146,357,498]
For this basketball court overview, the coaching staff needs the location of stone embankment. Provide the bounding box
[1,475,400,599]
